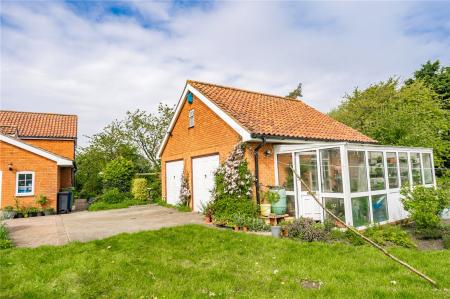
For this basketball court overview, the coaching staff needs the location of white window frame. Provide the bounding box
[15,171,35,196]
[188,109,195,128]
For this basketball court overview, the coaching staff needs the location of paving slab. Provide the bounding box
[4,205,203,248]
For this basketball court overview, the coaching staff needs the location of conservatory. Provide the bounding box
[274,143,435,228]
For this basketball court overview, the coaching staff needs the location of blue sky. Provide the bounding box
[1,1,449,145]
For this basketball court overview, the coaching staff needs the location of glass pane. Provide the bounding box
[300,152,318,191]
[398,152,409,187]
[26,174,32,180]
[386,152,399,189]
[348,151,368,193]
[352,196,370,227]
[324,197,345,222]
[18,174,26,180]
[286,195,296,217]
[18,187,27,193]
[368,152,386,191]
[18,180,25,187]
[410,153,422,186]
[422,153,433,185]
[372,194,388,223]
[320,148,343,193]
[277,154,294,192]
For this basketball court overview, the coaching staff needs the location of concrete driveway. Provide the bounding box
[4,205,203,248]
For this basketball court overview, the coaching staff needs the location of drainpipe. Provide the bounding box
[254,137,266,205]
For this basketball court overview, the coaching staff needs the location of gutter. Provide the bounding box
[253,136,266,205]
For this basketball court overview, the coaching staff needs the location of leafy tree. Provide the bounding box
[102,157,135,192]
[286,82,303,99]
[124,104,174,168]
[405,60,450,110]
[329,79,450,168]
[75,103,174,198]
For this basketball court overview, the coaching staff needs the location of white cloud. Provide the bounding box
[1,1,449,146]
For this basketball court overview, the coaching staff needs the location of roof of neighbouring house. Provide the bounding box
[0,110,78,139]
[0,133,73,166]
[187,80,376,143]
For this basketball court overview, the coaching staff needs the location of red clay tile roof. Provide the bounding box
[0,110,77,139]
[188,80,376,143]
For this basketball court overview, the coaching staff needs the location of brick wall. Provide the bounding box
[245,142,277,196]
[22,139,75,160]
[59,167,73,189]
[160,94,279,205]
[0,141,59,209]
[161,94,241,205]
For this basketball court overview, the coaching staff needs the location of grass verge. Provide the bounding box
[88,199,147,211]
[1,225,449,298]
[0,223,13,249]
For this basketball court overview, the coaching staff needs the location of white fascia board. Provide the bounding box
[0,134,73,166]
[157,84,252,158]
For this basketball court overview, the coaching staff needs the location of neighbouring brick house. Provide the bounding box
[158,80,436,228]
[0,111,77,210]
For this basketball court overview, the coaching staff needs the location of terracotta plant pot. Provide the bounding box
[282,229,289,237]
[234,226,240,231]
[204,215,212,224]
[242,226,249,232]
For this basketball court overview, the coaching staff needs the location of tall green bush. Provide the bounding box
[401,186,449,229]
[102,157,135,192]
[131,178,149,201]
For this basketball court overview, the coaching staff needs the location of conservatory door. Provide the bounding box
[296,151,322,220]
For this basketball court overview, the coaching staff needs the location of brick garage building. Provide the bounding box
[0,111,77,210]
[158,81,436,228]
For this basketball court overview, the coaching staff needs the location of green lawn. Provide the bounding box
[0,225,449,298]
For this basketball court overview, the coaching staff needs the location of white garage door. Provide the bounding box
[192,155,219,212]
[166,160,184,205]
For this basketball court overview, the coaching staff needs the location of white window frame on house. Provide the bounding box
[16,171,35,196]
[188,109,195,128]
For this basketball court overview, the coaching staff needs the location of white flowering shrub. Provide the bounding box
[179,175,191,206]
[213,142,254,200]
[210,143,257,226]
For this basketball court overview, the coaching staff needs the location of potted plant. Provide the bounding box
[242,216,250,232]
[44,207,55,216]
[2,206,16,219]
[260,189,281,216]
[23,207,30,218]
[28,207,39,217]
[202,202,213,224]
[232,213,245,231]
[279,220,290,237]
[37,207,45,216]
[15,207,24,218]
[35,194,48,211]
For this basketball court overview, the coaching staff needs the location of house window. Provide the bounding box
[410,153,422,186]
[372,194,388,223]
[398,152,409,186]
[348,151,368,193]
[386,152,399,189]
[351,196,370,227]
[422,153,433,185]
[277,153,294,191]
[368,151,385,191]
[188,109,195,128]
[16,171,34,196]
[320,148,343,193]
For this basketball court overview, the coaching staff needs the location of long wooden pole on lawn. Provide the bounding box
[288,165,437,288]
